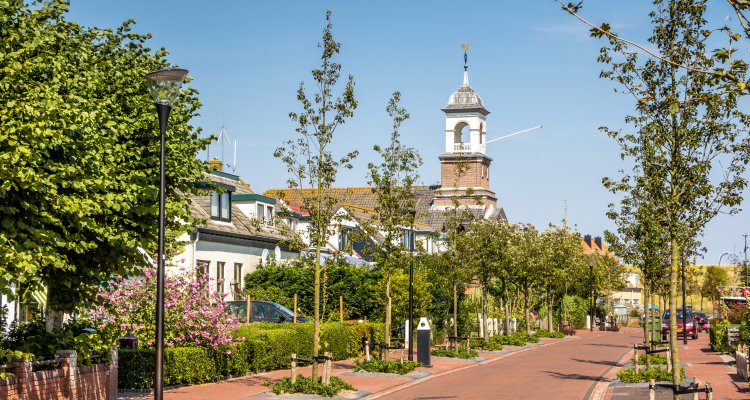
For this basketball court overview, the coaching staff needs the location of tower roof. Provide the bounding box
[445,71,485,109]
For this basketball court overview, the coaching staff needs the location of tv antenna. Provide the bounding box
[206,126,238,173]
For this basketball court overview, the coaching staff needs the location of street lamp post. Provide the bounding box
[408,210,416,361]
[146,68,189,400]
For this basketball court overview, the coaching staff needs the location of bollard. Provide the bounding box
[634,344,639,374]
[417,317,432,367]
[648,379,655,400]
[339,296,344,322]
[293,293,297,323]
[706,382,712,400]
[290,353,297,384]
[246,290,252,324]
[365,341,370,361]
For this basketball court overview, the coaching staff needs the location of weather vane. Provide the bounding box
[461,43,469,71]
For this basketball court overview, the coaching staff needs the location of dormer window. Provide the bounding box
[210,191,231,222]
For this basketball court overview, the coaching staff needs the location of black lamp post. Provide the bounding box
[146,68,188,400]
[408,210,416,361]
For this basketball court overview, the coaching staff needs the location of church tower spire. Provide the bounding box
[432,45,497,211]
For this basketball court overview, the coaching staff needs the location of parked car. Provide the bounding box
[661,308,698,340]
[225,300,309,323]
[692,311,708,331]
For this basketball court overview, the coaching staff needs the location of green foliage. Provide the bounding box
[2,320,110,366]
[0,0,210,310]
[632,353,667,365]
[709,318,730,353]
[353,359,419,375]
[560,295,589,329]
[535,329,565,339]
[616,367,684,383]
[265,376,354,398]
[430,347,478,359]
[486,332,539,347]
[468,338,502,351]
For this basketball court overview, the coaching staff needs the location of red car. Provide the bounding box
[661,308,698,340]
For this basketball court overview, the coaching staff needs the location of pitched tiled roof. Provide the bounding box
[263,186,506,233]
[188,173,288,242]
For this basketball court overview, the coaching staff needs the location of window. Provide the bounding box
[266,205,274,225]
[402,229,415,251]
[338,229,349,251]
[216,261,225,294]
[196,260,210,280]
[256,204,265,221]
[232,263,243,294]
[210,191,231,222]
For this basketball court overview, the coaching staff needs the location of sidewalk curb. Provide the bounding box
[365,336,573,399]
[584,342,633,400]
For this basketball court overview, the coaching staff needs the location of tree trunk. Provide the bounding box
[546,287,553,332]
[502,279,510,336]
[313,245,321,380]
[482,284,489,341]
[452,283,458,338]
[385,275,392,346]
[524,281,531,334]
[669,234,680,394]
[644,284,652,369]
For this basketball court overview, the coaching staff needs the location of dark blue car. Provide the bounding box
[225,300,308,323]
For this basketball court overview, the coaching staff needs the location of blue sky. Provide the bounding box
[67,0,749,266]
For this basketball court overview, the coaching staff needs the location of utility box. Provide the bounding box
[417,317,431,367]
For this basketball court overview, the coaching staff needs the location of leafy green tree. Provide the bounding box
[701,266,730,313]
[595,0,750,387]
[364,91,422,345]
[273,11,358,379]
[0,0,208,316]
[458,221,500,341]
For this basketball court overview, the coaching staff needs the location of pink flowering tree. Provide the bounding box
[84,266,241,350]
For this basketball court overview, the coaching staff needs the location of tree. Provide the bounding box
[539,224,587,332]
[364,91,422,344]
[512,223,542,334]
[595,0,750,388]
[458,220,510,341]
[0,0,209,316]
[273,11,358,380]
[701,266,730,313]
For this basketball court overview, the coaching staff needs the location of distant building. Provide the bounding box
[581,234,642,311]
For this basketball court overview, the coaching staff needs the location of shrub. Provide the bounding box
[616,367,684,383]
[535,329,565,339]
[430,348,478,359]
[468,338,502,351]
[632,353,667,365]
[709,318,730,353]
[2,319,111,366]
[353,359,419,374]
[265,376,354,397]
[84,267,241,350]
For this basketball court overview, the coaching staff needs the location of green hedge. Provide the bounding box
[119,321,384,389]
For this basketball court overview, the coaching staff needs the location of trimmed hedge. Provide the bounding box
[119,321,384,389]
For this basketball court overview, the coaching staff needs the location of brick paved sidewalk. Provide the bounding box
[119,335,580,400]
[603,332,750,400]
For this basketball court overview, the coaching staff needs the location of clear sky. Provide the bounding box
[67,0,749,267]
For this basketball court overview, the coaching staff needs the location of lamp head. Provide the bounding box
[146,68,189,106]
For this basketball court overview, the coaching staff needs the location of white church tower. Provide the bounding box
[433,45,497,210]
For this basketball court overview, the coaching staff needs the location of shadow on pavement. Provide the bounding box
[571,358,619,367]
[542,370,601,381]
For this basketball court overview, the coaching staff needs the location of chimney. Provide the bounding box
[208,157,223,172]
[594,236,603,250]
[583,234,592,248]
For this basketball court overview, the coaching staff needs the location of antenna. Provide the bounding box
[486,125,543,144]
[215,127,238,173]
